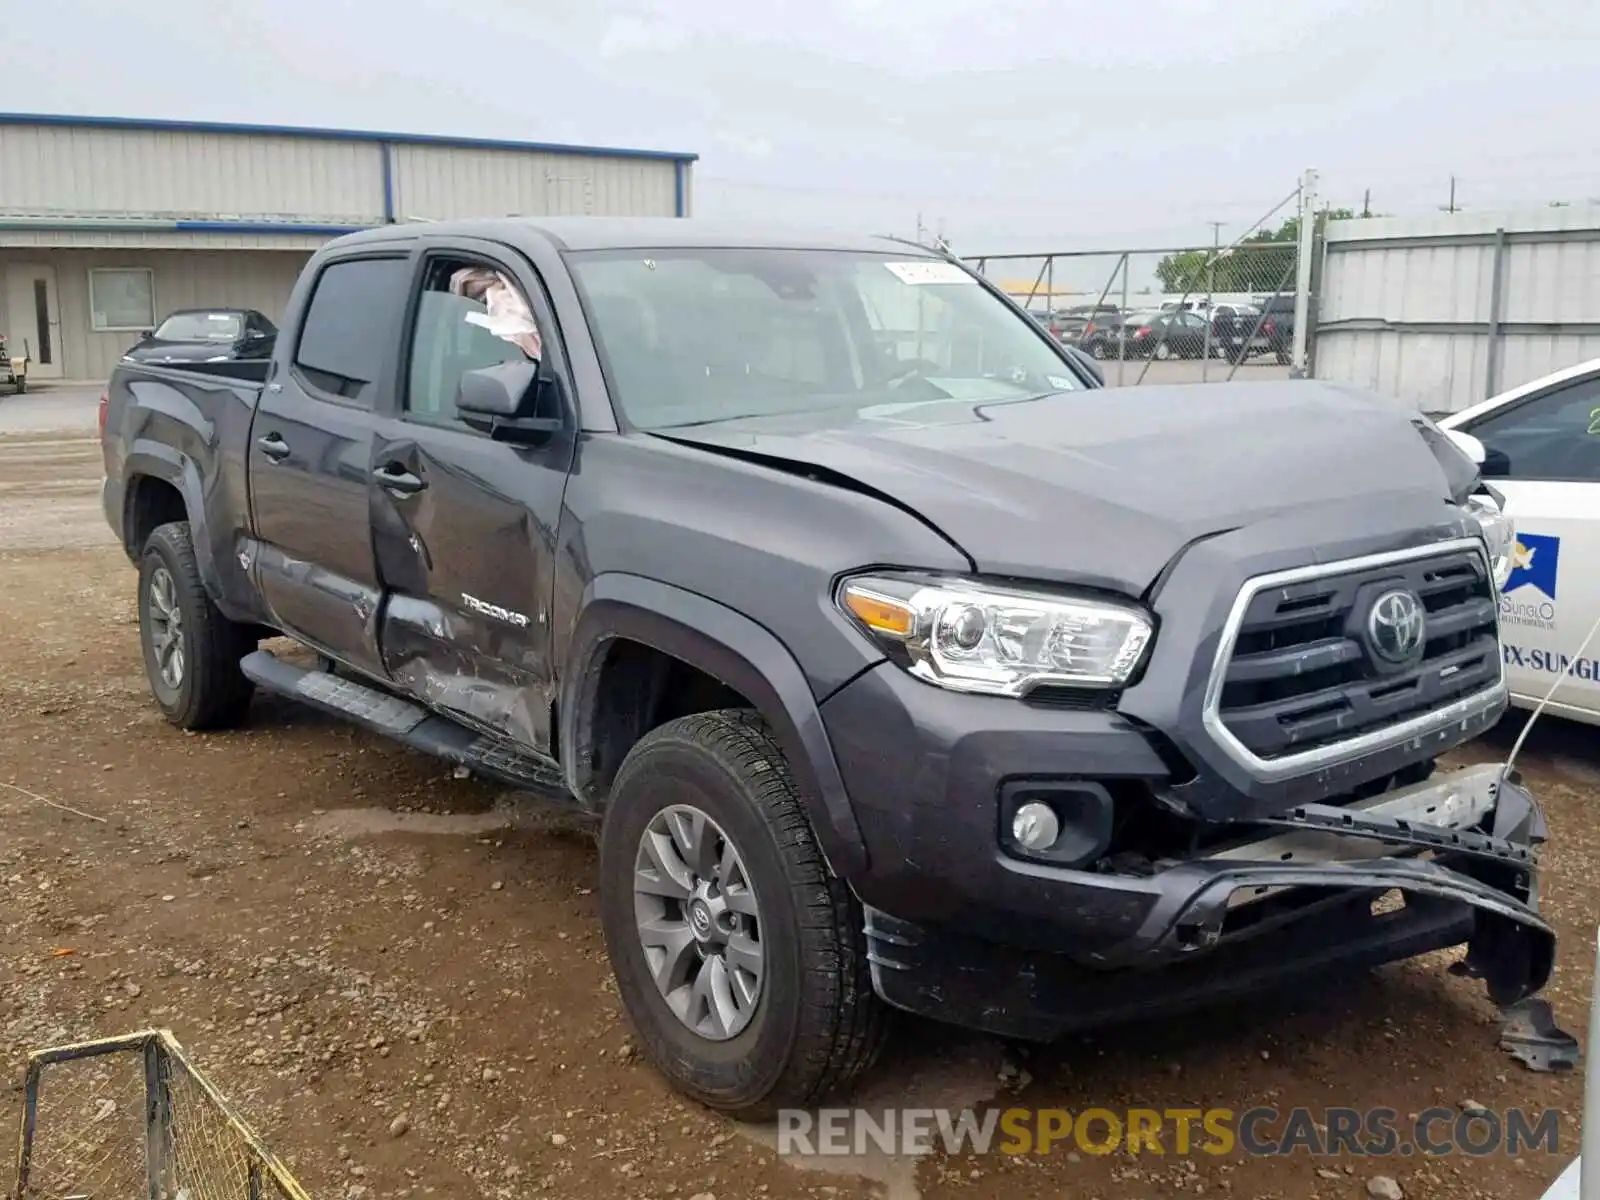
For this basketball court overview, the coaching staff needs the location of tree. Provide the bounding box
[1154,208,1358,296]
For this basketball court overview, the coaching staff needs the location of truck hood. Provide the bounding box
[657,380,1478,596]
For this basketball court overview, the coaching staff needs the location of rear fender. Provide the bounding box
[559,572,869,877]
[122,445,219,591]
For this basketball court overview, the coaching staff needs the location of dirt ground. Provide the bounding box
[0,427,1592,1200]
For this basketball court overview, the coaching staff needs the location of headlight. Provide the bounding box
[836,573,1154,696]
[1464,492,1515,590]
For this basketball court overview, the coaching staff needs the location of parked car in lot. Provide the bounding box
[1209,303,1269,364]
[1440,357,1600,725]
[122,308,278,367]
[1025,309,1067,339]
[1080,310,1211,360]
[101,217,1549,1119]
[1255,294,1295,364]
[1078,311,1144,359]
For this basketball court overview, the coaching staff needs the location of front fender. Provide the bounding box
[559,572,869,877]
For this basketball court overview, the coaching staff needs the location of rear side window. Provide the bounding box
[294,257,409,403]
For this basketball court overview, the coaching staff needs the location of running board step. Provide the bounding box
[240,650,571,798]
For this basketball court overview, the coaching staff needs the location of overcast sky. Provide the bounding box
[2,0,1596,257]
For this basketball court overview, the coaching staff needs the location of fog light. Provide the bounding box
[1011,801,1061,851]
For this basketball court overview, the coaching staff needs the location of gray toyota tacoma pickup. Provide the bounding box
[100,217,1551,1119]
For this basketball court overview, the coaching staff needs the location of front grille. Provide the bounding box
[1216,545,1499,760]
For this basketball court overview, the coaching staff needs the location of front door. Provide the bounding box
[246,251,413,678]
[1458,367,1600,714]
[370,240,576,752]
[6,264,62,378]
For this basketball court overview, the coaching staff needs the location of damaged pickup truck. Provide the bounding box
[101,217,1553,1119]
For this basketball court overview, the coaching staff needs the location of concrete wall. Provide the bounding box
[0,248,310,380]
[1312,205,1600,414]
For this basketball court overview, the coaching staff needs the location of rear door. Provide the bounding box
[369,238,577,753]
[1454,367,1600,716]
[247,251,412,677]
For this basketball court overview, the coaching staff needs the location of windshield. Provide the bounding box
[567,248,1085,430]
[155,312,242,341]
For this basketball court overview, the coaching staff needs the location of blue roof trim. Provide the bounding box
[0,111,699,164]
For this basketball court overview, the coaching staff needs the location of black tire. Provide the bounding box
[1090,340,1108,360]
[137,521,256,730]
[599,709,888,1120]
[13,377,24,394]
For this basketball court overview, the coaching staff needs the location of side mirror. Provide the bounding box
[140,330,154,339]
[1444,428,1487,466]
[1063,345,1104,386]
[456,361,563,443]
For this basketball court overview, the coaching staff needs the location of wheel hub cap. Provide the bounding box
[632,804,764,1042]
[147,565,185,690]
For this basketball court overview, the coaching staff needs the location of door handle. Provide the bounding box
[256,433,290,462]
[373,463,426,495]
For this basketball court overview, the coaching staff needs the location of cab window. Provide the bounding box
[1465,372,1600,482]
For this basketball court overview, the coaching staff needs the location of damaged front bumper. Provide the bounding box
[864,762,1553,1041]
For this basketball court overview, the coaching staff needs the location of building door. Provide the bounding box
[6,264,63,379]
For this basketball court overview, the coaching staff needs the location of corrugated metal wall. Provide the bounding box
[0,118,695,378]
[1313,208,1600,414]
[0,125,385,223]
[0,119,690,225]
[0,248,310,380]
[389,144,678,220]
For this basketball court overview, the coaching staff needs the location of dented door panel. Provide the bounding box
[370,426,573,752]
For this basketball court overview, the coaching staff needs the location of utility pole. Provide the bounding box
[1446,176,1457,214]
[1291,168,1319,375]
[1202,221,1224,381]
[1362,188,1371,218]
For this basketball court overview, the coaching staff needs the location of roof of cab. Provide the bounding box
[329,217,936,256]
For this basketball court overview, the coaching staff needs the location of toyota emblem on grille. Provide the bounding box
[1366,589,1426,664]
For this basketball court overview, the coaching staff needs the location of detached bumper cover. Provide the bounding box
[865,763,1552,1040]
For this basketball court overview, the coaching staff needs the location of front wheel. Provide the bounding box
[138,521,256,730]
[1155,341,1174,361]
[1090,341,1108,360]
[598,709,888,1120]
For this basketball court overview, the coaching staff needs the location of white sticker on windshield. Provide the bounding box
[883,261,973,286]
[1047,376,1075,390]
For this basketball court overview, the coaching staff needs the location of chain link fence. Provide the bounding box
[14,1030,309,1200]
[964,183,1312,386]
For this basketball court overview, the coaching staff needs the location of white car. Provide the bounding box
[1440,358,1600,725]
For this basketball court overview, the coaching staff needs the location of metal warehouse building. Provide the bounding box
[0,113,697,381]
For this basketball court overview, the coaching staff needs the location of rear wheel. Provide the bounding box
[137,521,256,730]
[1155,341,1174,361]
[1090,340,1108,360]
[599,709,888,1120]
